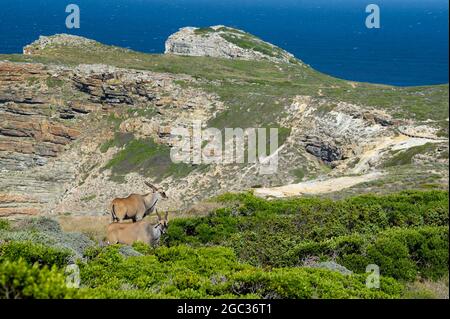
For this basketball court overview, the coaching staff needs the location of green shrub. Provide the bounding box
[79,245,168,290]
[290,226,448,281]
[0,219,10,231]
[0,190,447,298]
[366,226,448,280]
[132,242,155,255]
[225,267,403,299]
[0,258,76,299]
[226,230,301,267]
[0,241,72,268]
[174,190,449,244]
[76,244,403,299]
[165,191,448,270]
[0,240,409,299]
[163,215,239,246]
[78,287,167,299]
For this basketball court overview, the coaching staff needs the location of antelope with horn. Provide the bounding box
[110,181,168,223]
[107,211,169,246]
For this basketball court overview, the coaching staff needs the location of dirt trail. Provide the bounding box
[254,171,384,198]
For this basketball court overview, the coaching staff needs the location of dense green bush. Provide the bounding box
[79,245,249,292]
[0,241,72,268]
[132,242,155,255]
[167,190,448,245]
[76,245,402,299]
[0,219,10,231]
[164,190,448,272]
[290,226,448,281]
[225,268,403,299]
[0,244,405,299]
[366,226,448,280]
[0,258,76,299]
[214,190,448,226]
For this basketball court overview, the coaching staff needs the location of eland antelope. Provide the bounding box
[110,181,167,223]
[106,212,169,246]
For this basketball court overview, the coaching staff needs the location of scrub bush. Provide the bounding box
[0,258,76,299]
[0,241,71,268]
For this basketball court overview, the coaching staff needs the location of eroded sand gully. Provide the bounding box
[351,134,444,174]
[254,172,384,198]
[255,133,446,198]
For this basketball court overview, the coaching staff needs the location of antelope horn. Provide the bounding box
[164,211,168,219]
[144,181,158,192]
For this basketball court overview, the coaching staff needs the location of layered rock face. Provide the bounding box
[0,62,80,170]
[0,62,82,217]
[0,58,224,217]
[165,26,297,64]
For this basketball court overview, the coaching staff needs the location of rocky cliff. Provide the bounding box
[165,25,297,64]
[0,30,448,218]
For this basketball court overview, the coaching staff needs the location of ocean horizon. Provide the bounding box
[0,0,448,86]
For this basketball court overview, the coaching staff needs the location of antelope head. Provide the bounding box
[155,211,169,234]
[145,181,168,200]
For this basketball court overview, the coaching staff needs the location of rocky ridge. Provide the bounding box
[165,25,297,64]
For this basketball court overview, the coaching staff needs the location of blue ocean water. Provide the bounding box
[0,0,448,86]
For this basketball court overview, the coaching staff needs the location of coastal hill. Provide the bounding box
[0,26,448,218]
[0,26,448,300]
[165,25,298,64]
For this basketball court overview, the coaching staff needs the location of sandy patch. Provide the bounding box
[351,134,445,174]
[254,171,383,198]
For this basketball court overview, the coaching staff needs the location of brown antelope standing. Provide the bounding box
[110,181,168,223]
[107,212,169,246]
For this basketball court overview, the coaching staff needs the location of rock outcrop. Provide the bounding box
[0,62,80,170]
[165,26,297,64]
[23,34,100,55]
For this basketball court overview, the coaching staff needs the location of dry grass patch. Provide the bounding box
[403,276,449,299]
[58,215,111,242]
